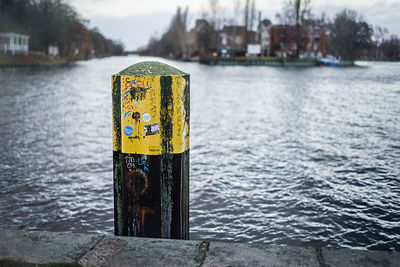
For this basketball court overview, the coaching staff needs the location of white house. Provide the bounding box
[0,32,30,56]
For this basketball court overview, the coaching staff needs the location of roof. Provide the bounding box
[0,32,30,39]
[117,61,187,76]
[222,26,247,35]
[191,19,212,32]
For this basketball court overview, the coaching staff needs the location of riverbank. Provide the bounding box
[0,52,70,67]
[0,52,126,67]
[1,53,360,68]
[0,229,399,266]
[199,56,355,67]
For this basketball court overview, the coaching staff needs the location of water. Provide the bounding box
[0,56,399,251]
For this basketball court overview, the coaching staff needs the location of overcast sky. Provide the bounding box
[69,0,400,50]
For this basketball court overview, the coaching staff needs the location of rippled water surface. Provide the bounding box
[0,56,399,251]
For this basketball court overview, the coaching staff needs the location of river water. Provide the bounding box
[0,56,399,251]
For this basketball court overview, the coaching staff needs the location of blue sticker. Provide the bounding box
[124,126,133,136]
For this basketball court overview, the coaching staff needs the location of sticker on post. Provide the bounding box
[124,125,133,136]
[142,113,151,122]
[144,123,160,136]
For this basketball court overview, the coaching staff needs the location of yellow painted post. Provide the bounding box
[112,61,189,239]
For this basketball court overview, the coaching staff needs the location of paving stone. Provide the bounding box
[320,247,400,267]
[203,242,319,267]
[79,236,201,267]
[0,229,102,264]
[1,229,400,267]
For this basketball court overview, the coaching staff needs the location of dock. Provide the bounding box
[199,57,355,67]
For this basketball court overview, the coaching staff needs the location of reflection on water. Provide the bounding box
[0,56,399,251]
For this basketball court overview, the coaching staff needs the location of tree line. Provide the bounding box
[326,9,399,60]
[0,0,124,57]
[143,0,400,61]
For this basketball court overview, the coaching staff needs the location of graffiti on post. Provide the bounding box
[122,78,152,139]
[123,153,156,237]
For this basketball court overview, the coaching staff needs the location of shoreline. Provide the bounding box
[0,52,69,68]
[198,57,356,67]
[0,52,123,68]
[3,53,399,68]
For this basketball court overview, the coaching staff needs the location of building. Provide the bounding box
[222,25,247,52]
[269,25,298,57]
[268,21,328,58]
[302,20,327,58]
[186,19,215,58]
[221,26,256,56]
[0,32,29,55]
[186,20,261,58]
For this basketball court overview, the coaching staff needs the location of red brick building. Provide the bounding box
[267,20,328,58]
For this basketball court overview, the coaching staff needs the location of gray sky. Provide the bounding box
[69,0,400,50]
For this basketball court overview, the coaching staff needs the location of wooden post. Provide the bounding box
[112,61,189,239]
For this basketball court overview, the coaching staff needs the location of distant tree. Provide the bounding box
[209,0,219,29]
[244,0,249,29]
[371,26,389,58]
[374,26,388,44]
[0,0,124,57]
[0,0,29,33]
[243,0,254,45]
[244,0,257,31]
[276,0,311,26]
[233,0,242,25]
[381,35,400,60]
[168,6,189,57]
[33,0,81,53]
[328,9,373,60]
[145,6,189,58]
[249,0,256,31]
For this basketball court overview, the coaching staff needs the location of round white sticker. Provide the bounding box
[142,113,151,122]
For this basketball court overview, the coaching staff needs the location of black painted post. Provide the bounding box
[112,61,189,239]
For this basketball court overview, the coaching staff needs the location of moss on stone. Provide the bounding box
[117,61,187,76]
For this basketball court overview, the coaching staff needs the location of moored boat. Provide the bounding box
[319,55,340,66]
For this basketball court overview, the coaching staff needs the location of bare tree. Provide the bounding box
[233,0,242,25]
[276,0,312,57]
[244,0,250,29]
[170,6,189,56]
[249,0,256,31]
[209,0,219,29]
[276,0,311,25]
[380,35,400,60]
[328,9,373,60]
[146,6,189,58]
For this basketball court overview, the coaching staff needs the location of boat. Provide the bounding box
[319,55,340,66]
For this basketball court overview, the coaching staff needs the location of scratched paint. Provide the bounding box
[112,61,189,239]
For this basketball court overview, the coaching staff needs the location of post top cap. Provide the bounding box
[117,61,187,76]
